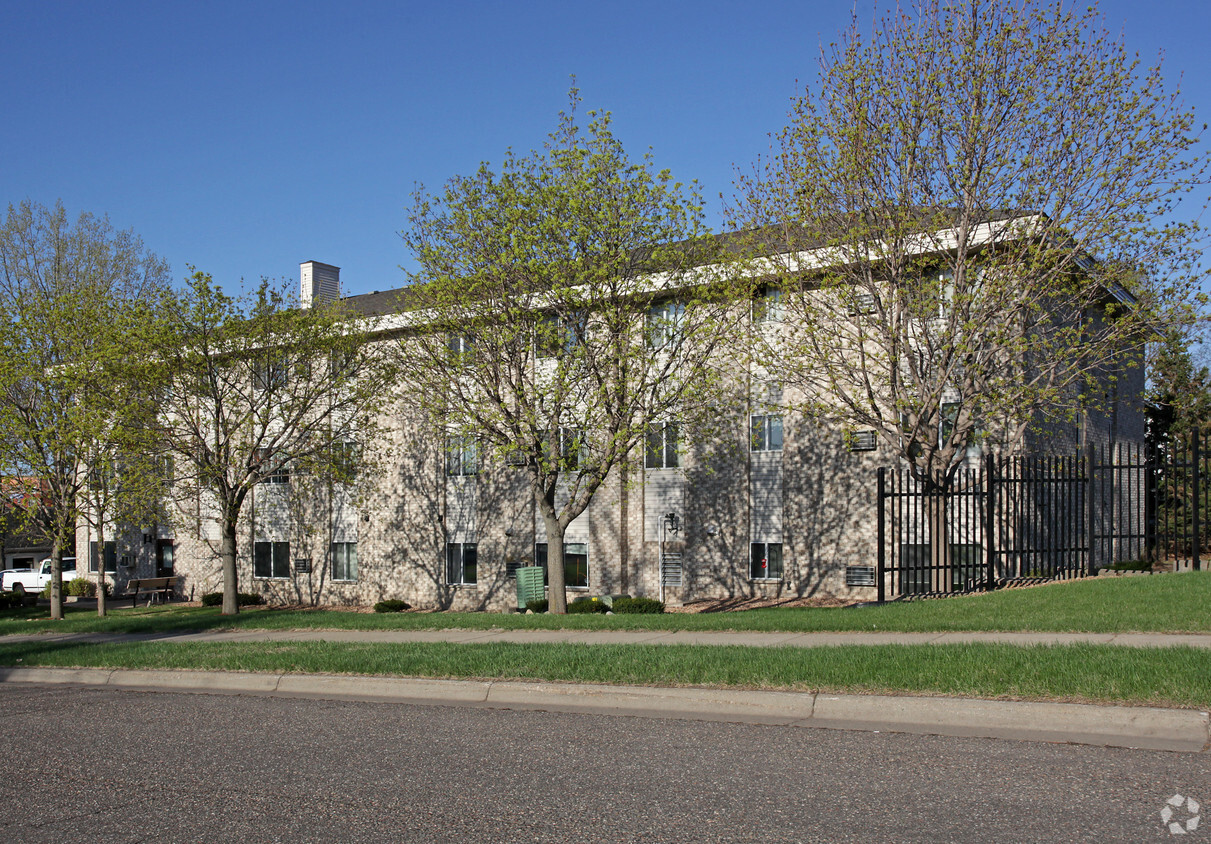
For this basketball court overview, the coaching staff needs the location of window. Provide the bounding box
[750,414,784,452]
[446,542,477,585]
[940,402,961,446]
[752,287,782,323]
[331,542,358,581]
[647,300,686,349]
[254,541,290,579]
[846,430,878,452]
[535,542,588,588]
[332,441,359,479]
[446,332,474,357]
[750,542,783,580]
[645,422,680,469]
[89,540,117,574]
[536,312,585,358]
[541,427,583,471]
[254,448,289,484]
[253,357,288,392]
[446,435,478,476]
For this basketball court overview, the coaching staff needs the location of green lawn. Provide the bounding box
[2,638,1207,708]
[2,571,1209,636]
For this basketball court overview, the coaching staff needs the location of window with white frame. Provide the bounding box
[752,286,782,323]
[446,542,477,585]
[541,427,583,471]
[750,414,784,452]
[254,541,290,579]
[331,542,358,581]
[445,435,478,476]
[254,448,289,484]
[253,356,288,392]
[89,540,117,574]
[446,332,474,357]
[535,542,588,588]
[647,299,686,349]
[750,542,783,580]
[645,421,680,469]
[332,441,359,480]
[536,312,585,359]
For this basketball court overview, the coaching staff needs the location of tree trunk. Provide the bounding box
[96,524,107,617]
[926,485,954,592]
[221,517,240,615]
[49,540,63,621]
[537,494,568,614]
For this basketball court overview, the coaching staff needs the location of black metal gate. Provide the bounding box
[875,439,1203,600]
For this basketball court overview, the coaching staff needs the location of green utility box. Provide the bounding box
[515,566,546,610]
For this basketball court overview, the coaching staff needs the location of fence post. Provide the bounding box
[876,467,886,604]
[1085,442,1096,577]
[1194,434,1202,572]
[985,453,996,591]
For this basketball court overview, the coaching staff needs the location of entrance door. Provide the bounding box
[156,540,174,577]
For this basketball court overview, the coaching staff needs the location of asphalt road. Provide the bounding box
[1,683,1208,843]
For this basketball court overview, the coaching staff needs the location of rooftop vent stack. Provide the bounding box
[299,261,340,308]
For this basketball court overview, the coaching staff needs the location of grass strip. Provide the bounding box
[1,639,1208,708]
[2,571,1210,636]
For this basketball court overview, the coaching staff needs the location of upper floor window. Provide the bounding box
[750,414,784,452]
[253,357,288,392]
[536,312,585,359]
[645,422,680,469]
[446,332,474,357]
[647,300,686,349]
[541,427,584,471]
[253,447,289,485]
[752,286,782,323]
[446,435,478,476]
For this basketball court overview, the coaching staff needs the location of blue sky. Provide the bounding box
[2,0,1208,299]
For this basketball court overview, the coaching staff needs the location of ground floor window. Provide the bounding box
[535,542,588,588]
[89,541,116,574]
[446,542,477,585]
[331,542,358,581]
[254,541,290,579]
[750,542,783,580]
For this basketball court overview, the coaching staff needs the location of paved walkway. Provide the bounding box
[4,628,1210,753]
[3,628,1211,649]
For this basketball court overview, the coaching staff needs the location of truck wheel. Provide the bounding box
[11,583,25,596]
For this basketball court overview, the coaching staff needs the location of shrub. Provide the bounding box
[66,578,95,597]
[1107,559,1153,572]
[525,598,549,613]
[612,596,665,614]
[201,592,264,607]
[567,597,610,614]
[373,599,411,613]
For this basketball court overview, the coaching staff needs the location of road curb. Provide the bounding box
[2,666,1208,752]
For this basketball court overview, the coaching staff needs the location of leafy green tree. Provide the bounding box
[730,0,1205,493]
[137,272,394,615]
[399,91,742,613]
[0,200,170,619]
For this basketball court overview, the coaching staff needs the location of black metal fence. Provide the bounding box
[875,437,1206,600]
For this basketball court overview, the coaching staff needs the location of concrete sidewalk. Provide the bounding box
[3,628,1211,648]
[3,627,1210,753]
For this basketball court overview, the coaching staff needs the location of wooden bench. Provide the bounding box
[123,576,181,607]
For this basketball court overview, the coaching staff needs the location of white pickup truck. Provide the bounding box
[0,557,79,595]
